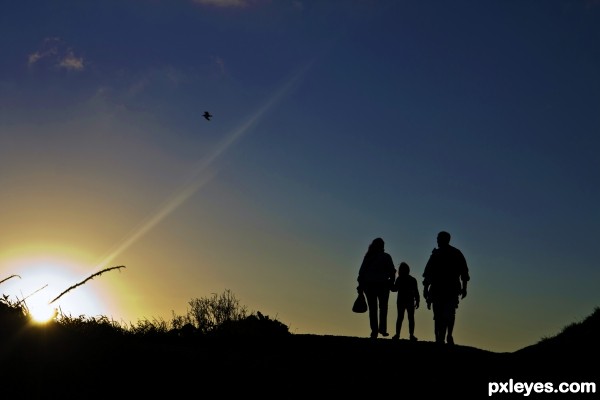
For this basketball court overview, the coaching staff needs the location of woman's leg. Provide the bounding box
[378,287,390,336]
[364,287,379,338]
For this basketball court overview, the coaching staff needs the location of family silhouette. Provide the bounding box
[356,231,470,344]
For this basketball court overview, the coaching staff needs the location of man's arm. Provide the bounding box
[460,278,468,299]
[422,278,431,309]
[413,277,420,308]
[458,250,469,299]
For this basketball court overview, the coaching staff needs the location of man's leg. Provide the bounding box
[446,303,457,345]
[432,303,444,343]
[407,305,416,339]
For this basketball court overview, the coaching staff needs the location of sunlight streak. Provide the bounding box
[95,63,312,269]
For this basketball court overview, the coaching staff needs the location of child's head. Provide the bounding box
[399,262,410,275]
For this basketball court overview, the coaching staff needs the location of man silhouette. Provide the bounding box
[422,231,470,345]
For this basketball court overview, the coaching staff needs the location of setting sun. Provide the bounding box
[0,253,108,323]
[28,297,58,324]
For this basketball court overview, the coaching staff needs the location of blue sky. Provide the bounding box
[0,0,598,353]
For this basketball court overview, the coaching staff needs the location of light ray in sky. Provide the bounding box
[95,62,313,270]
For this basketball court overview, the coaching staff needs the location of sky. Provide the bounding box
[0,0,599,353]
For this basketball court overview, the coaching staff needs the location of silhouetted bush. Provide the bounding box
[169,289,289,337]
[0,294,29,337]
[1,286,290,341]
[55,314,127,339]
[212,311,290,338]
[184,288,249,334]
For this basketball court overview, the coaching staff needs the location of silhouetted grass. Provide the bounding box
[48,265,126,304]
[541,306,600,346]
[1,283,597,399]
[2,269,598,400]
[517,306,600,355]
[0,280,290,340]
[0,274,21,285]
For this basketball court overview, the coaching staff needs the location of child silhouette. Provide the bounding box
[391,262,420,341]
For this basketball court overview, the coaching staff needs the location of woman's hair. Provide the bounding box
[366,237,385,256]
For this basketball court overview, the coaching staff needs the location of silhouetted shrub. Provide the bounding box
[50,314,127,342]
[1,286,290,341]
[0,294,29,335]
[185,289,249,334]
[212,311,290,338]
[172,289,290,337]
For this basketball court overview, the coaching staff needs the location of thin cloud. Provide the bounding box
[27,37,85,71]
[59,50,85,71]
[28,51,45,66]
[27,37,60,67]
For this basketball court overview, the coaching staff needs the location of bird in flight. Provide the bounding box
[203,111,212,121]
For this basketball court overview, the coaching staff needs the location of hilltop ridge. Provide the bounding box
[1,303,598,398]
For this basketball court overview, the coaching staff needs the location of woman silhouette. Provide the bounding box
[357,237,397,339]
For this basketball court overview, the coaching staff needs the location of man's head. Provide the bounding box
[437,231,451,247]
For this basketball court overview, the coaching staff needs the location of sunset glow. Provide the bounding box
[1,1,599,354]
[0,252,107,322]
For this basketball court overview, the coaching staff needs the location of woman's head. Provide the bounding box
[369,237,385,252]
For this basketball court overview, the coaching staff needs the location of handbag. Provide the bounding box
[352,291,368,313]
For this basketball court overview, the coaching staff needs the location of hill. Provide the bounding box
[1,306,598,399]
[516,306,600,356]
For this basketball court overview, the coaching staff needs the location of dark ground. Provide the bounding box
[1,328,597,399]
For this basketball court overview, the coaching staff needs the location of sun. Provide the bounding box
[27,296,58,324]
[0,255,105,324]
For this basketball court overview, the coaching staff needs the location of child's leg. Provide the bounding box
[407,305,415,336]
[395,303,404,336]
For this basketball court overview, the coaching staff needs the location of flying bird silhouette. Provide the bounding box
[203,111,212,121]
